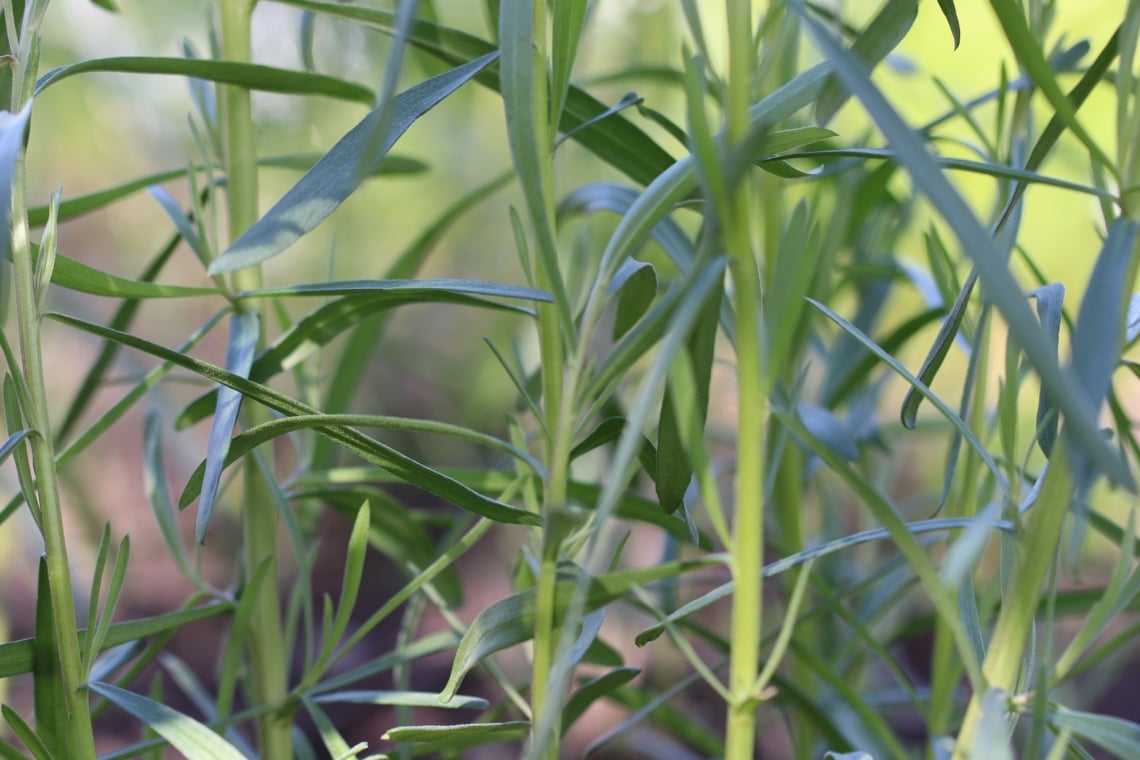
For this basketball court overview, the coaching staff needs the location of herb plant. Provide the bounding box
[0,0,1138,758]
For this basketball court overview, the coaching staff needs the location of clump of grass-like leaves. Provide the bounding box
[0,0,1138,758]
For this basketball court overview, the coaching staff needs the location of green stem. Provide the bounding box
[724,1,766,759]
[219,2,290,757]
[954,446,1073,757]
[11,146,98,760]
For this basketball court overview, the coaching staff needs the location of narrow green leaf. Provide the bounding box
[936,0,961,49]
[382,721,529,743]
[0,604,230,678]
[196,310,258,544]
[550,0,587,134]
[1,706,54,760]
[798,4,1133,488]
[312,488,463,607]
[88,682,246,759]
[562,667,640,731]
[179,414,542,508]
[609,260,657,340]
[216,560,271,720]
[1047,705,1140,758]
[440,559,719,701]
[32,559,65,758]
[1029,284,1065,455]
[50,252,219,299]
[48,313,539,526]
[179,284,532,429]
[142,413,193,581]
[316,500,371,670]
[35,57,373,103]
[314,690,487,709]
[209,53,498,274]
[816,0,919,125]
[655,284,721,514]
[85,536,130,680]
[147,185,208,264]
[238,277,550,302]
[273,0,675,186]
[898,28,1119,431]
[986,0,1114,170]
[33,188,60,309]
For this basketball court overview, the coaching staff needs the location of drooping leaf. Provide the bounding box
[208,53,498,274]
[273,0,675,186]
[1,706,53,760]
[196,310,259,544]
[49,313,538,526]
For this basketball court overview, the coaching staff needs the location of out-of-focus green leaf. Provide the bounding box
[88,682,246,759]
[562,667,640,732]
[1,706,53,760]
[35,57,373,103]
[936,0,961,48]
[50,253,219,299]
[1046,705,1140,758]
[1029,284,1064,455]
[49,312,538,526]
[309,487,463,607]
[0,604,229,678]
[440,559,719,701]
[179,280,537,429]
[816,0,918,125]
[610,259,657,340]
[274,0,676,186]
[798,4,1133,488]
[209,53,497,274]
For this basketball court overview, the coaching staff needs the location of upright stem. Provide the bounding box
[11,144,98,760]
[219,2,290,756]
[724,1,767,759]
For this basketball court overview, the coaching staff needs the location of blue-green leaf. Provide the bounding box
[208,53,497,274]
[196,311,258,544]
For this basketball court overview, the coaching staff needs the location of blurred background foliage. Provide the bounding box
[0,0,1131,753]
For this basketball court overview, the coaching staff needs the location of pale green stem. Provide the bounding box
[724,1,766,759]
[5,8,97,755]
[954,447,1073,757]
[11,144,98,760]
[219,1,290,757]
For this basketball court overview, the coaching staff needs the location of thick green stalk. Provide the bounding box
[11,146,97,760]
[724,1,767,758]
[219,2,290,757]
[954,446,1073,757]
[523,0,570,756]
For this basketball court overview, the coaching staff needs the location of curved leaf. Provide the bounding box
[35,57,373,103]
[208,53,498,274]
[88,682,246,760]
[48,312,538,527]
